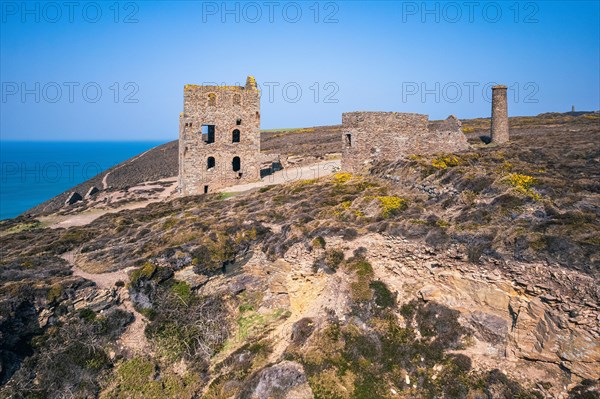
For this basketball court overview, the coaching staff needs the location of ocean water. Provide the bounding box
[0,141,166,220]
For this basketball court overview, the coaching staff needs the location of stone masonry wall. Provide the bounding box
[491,85,509,144]
[179,76,261,195]
[425,115,470,153]
[341,112,470,173]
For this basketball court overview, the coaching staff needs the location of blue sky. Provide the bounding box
[1,0,599,141]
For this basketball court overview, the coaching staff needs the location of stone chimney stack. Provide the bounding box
[490,85,509,144]
[245,76,257,90]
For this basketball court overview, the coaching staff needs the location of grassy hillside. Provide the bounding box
[1,111,599,398]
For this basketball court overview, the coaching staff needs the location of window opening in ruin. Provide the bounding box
[207,157,215,170]
[345,133,352,148]
[255,111,260,119]
[201,125,215,144]
[233,94,241,105]
[208,93,216,106]
[236,119,242,125]
[204,185,209,194]
[232,156,241,172]
[232,129,240,143]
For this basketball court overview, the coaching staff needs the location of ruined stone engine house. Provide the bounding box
[341,112,471,173]
[178,76,262,195]
[177,77,508,195]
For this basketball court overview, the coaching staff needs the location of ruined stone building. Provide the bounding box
[178,76,263,195]
[341,112,470,173]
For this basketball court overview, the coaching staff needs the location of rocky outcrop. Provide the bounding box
[509,296,600,380]
[469,311,509,346]
[270,233,599,398]
[243,361,313,399]
[72,286,120,312]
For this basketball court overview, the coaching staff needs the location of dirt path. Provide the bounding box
[102,147,154,190]
[42,177,178,229]
[42,160,339,230]
[117,297,150,353]
[62,252,150,353]
[218,159,340,193]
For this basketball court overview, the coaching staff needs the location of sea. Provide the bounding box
[0,141,166,220]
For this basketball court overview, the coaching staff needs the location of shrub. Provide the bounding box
[505,173,540,200]
[162,218,178,229]
[376,196,408,217]
[145,291,229,363]
[342,228,359,241]
[324,249,345,271]
[431,155,461,170]
[460,190,477,205]
[170,280,192,304]
[311,236,326,249]
[78,308,97,322]
[369,281,395,308]
[46,283,63,303]
[130,262,157,284]
[239,303,254,313]
[346,257,373,277]
[333,172,352,184]
[346,256,374,303]
[259,185,275,193]
[309,368,355,399]
[507,173,536,191]
[102,356,199,398]
[218,192,236,200]
[3,309,132,398]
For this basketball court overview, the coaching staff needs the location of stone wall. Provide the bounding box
[341,112,470,173]
[426,115,470,153]
[178,76,262,195]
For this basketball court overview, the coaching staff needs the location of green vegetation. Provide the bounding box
[205,340,273,398]
[333,172,353,184]
[170,280,192,303]
[218,192,237,200]
[101,357,199,399]
[289,297,541,399]
[346,256,375,302]
[258,185,275,193]
[162,217,178,229]
[431,154,461,169]
[324,248,345,271]
[129,262,157,284]
[46,283,63,303]
[78,308,97,322]
[375,196,408,217]
[311,236,326,249]
[369,281,395,308]
[0,220,43,237]
[2,308,132,398]
[235,306,288,343]
[505,173,541,200]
